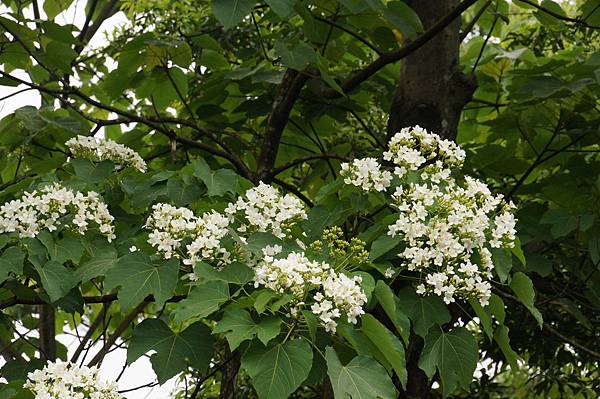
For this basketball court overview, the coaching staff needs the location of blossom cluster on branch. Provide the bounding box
[254,247,367,332]
[341,126,517,306]
[145,184,368,331]
[66,134,147,172]
[0,183,115,241]
[340,157,392,192]
[24,360,122,399]
[225,182,307,238]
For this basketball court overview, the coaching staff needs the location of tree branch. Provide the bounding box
[320,0,480,98]
[256,69,310,181]
[515,0,600,29]
[269,153,349,178]
[313,16,382,55]
[87,300,149,367]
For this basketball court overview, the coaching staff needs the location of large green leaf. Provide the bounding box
[172,281,230,323]
[0,246,24,283]
[396,287,450,337]
[361,314,407,388]
[193,159,238,197]
[104,253,178,310]
[373,281,410,344]
[418,327,478,397]
[127,319,213,383]
[510,272,543,327]
[213,307,281,350]
[35,261,78,302]
[242,339,313,399]
[74,238,117,282]
[265,0,296,17]
[325,347,397,399]
[211,0,256,29]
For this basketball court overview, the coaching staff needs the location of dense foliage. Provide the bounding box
[0,0,599,398]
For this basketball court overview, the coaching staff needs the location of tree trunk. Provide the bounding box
[39,304,56,361]
[387,0,476,141]
[388,1,476,398]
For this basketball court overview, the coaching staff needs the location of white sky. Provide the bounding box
[0,1,179,397]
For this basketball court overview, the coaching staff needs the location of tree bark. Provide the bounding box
[219,347,241,399]
[387,0,477,141]
[39,304,56,361]
[388,2,477,398]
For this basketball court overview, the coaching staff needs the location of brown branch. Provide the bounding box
[314,16,382,55]
[256,69,310,181]
[76,0,120,51]
[460,0,493,41]
[320,0,480,98]
[269,153,349,178]
[87,300,149,367]
[515,0,600,29]
[0,71,252,179]
[0,293,186,310]
[70,307,108,363]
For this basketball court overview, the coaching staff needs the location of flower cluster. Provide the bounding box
[24,360,122,399]
[341,126,516,306]
[145,203,231,270]
[225,182,306,238]
[66,134,147,172]
[340,157,392,192]
[388,176,516,305]
[253,247,367,332]
[0,183,115,241]
[383,125,465,178]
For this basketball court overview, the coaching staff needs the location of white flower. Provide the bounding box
[144,204,232,271]
[0,183,115,241]
[253,251,367,333]
[226,182,306,238]
[24,360,122,399]
[384,126,465,177]
[384,267,395,278]
[340,158,392,192]
[66,135,147,172]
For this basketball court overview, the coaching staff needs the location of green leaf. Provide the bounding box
[369,234,402,261]
[418,327,478,397]
[43,0,75,19]
[0,246,24,283]
[242,339,313,399]
[35,261,77,302]
[383,1,423,38]
[396,287,450,337]
[127,319,213,384]
[469,299,493,340]
[325,347,397,399]
[104,253,178,310]
[38,233,84,264]
[213,307,281,350]
[494,325,519,369]
[193,159,238,197]
[274,41,318,70]
[173,281,229,323]
[193,262,253,286]
[510,272,543,327]
[361,314,407,388]
[212,0,256,29]
[167,177,203,206]
[71,159,114,184]
[265,0,296,17]
[491,248,512,283]
[74,238,117,282]
[373,281,410,344]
